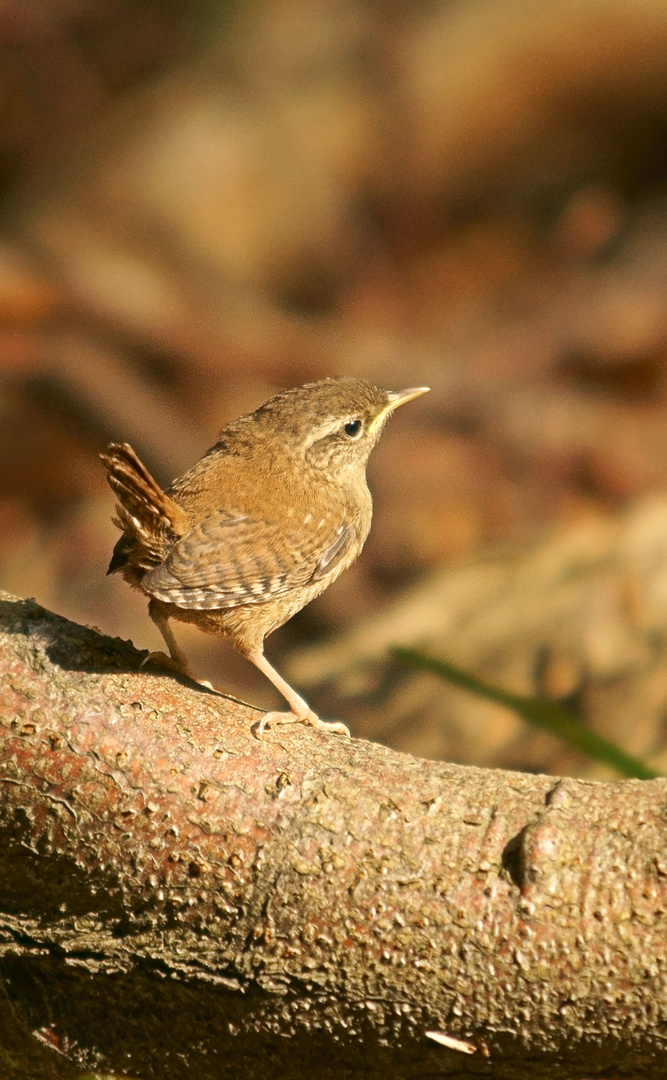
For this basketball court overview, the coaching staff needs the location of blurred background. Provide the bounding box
[3,0,667,777]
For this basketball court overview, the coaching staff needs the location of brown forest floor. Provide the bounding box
[2,0,667,778]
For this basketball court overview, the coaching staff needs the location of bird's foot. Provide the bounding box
[255,708,351,739]
[139,650,217,693]
[140,648,180,672]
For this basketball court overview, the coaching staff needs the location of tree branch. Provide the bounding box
[0,593,665,1079]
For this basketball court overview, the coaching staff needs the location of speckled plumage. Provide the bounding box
[101,376,429,735]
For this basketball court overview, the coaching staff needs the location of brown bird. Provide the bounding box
[101,377,429,736]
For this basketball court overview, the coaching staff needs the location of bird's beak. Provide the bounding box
[369,386,430,433]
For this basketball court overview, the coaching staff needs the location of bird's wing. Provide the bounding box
[141,508,356,610]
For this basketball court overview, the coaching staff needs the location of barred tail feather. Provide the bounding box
[100,443,187,574]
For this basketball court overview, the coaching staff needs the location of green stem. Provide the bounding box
[392,647,660,780]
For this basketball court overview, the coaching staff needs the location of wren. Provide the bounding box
[101,377,429,736]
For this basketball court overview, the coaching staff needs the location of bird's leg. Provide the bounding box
[144,599,215,691]
[246,646,350,738]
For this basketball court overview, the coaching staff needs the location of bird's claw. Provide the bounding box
[255,709,351,739]
[140,650,217,693]
[140,649,180,672]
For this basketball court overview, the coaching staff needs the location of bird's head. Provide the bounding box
[250,377,430,479]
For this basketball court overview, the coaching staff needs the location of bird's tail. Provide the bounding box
[100,443,187,574]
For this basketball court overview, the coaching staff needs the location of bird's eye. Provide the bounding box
[343,419,363,438]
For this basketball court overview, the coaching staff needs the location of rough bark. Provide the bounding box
[0,593,665,1079]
